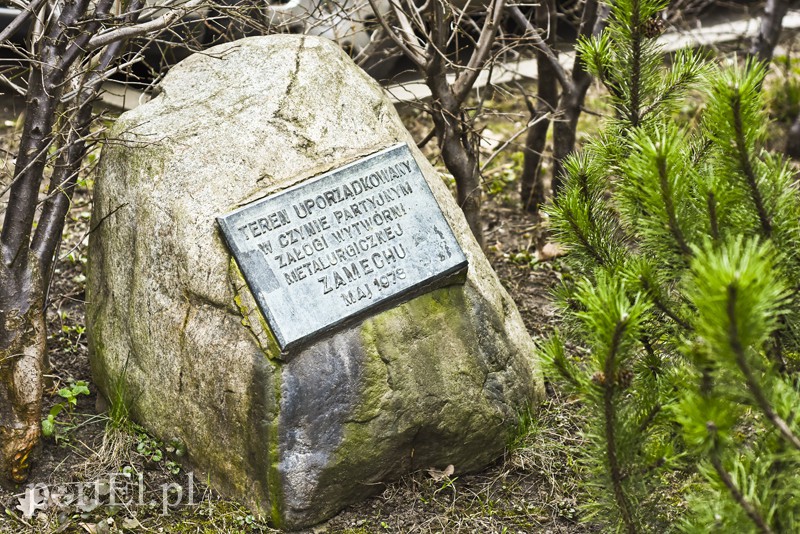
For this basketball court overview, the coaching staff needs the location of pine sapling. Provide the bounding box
[542,1,800,531]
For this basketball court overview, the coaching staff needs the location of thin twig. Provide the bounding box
[708,431,773,534]
[367,0,426,68]
[508,6,572,91]
[87,0,205,49]
[452,0,506,103]
[481,113,551,172]
[417,128,436,149]
[0,0,47,43]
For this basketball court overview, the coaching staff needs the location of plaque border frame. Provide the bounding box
[217,143,469,354]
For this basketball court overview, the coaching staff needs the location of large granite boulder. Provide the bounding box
[88,34,543,530]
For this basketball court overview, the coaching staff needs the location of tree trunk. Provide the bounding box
[0,6,70,486]
[0,254,45,485]
[437,109,483,248]
[446,132,483,248]
[747,0,800,157]
[551,0,606,196]
[425,18,484,248]
[751,0,790,62]
[786,114,800,158]
[0,0,118,485]
[520,0,558,215]
[552,89,586,194]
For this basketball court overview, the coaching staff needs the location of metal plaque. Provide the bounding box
[217,143,468,353]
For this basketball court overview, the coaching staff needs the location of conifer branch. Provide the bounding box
[640,334,667,377]
[641,67,700,121]
[700,362,713,395]
[547,2,800,528]
[768,323,787,373]
[603,319,638,534]
[656,153,692,257]
[707,192,719,241]
[707,427,774,534]
[577,171,593,204]
[640,277,691,330]
[727,285,800,451]
[564,211,607,267]
[766,437,788,534]
[641,335,656,361]
[654,296,690,331]
[691,139,713,166]
[637,403,661,433]
[577,170,599,241]
[628,0,642,127]
[595,64,624,103]
[731,93,772,238]
[552,355,581,388]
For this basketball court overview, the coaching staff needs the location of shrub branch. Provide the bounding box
[603,319,638,534]
[727,285,800,451]
[708,427,774,534]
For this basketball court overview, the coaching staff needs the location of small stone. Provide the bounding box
[536,242,566,261]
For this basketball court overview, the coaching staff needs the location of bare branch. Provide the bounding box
[447,3,472,48]
[367,0,426,68]
[404,0,429,34]
[0,139,56,201]
[33,0,146,273]
[0,0,47,44]
[391,0,429,60]
[29,1,47,52]
[0,73,26,96]
[62,0,115,68]
[61,53,144,103]
[482,112,551,172]
[0,0,97,265]
[87,0,205,50]
[508,6,572,92]
[452,0,505,103]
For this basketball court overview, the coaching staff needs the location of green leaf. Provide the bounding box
[41,416,55,437]
[49,403,64,419]
[72,382,90,397]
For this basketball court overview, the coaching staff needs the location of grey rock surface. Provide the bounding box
[88,34,543,530]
